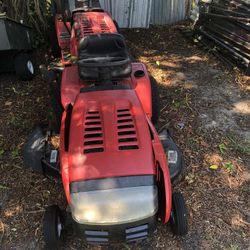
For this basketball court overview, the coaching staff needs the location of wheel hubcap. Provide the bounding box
[27,60,34,74]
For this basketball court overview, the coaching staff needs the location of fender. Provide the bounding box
[132,63,153,120]
[147,116,172,223]
[60,107,71,203]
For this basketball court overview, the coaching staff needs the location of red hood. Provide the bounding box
[68,89,155,183]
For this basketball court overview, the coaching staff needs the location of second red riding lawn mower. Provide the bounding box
[23,0,188,248]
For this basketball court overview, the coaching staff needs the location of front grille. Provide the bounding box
[126,224,149,242]
[85,230,109,244]
[83,110,104,154]
[84,224,148,244]
[117,108,139,151]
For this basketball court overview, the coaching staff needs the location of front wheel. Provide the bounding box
[170,192,188,236]
[43,205,64,249]
[14,53,35,81]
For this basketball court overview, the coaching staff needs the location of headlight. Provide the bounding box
[70,176,158,225]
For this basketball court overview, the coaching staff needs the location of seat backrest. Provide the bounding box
[78,33,127,59]
[78,33,132,81]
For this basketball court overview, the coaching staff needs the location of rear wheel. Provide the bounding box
[14,53,35,81]
[170,192,188,236]
[43,205,63,249]
[150,76,160,125]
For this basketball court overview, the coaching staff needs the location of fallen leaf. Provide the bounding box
[156,61,160,66]
[5,101,12,106]
[210,164,219,170]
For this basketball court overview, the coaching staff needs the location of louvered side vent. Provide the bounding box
[117,109,139,151]
[82,18,94,36]
[83,110,104,154]
[99,18,110,33]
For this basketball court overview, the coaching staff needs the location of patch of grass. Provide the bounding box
[223,162,234,172]
[219,135,250,156]
[11,148,20,160]
[0,149,4,157]
[227,135,250,156]
[219,143,227,154]
[0,184,9,190]
[7,113,17,126]
[230,244,239,250]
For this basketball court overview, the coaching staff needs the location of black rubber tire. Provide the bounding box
[14,53,35,81]
[43,205,63,249]
[170,192,188,236]
[150,76,160,125]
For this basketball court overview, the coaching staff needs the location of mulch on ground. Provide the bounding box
[0,23,249,250]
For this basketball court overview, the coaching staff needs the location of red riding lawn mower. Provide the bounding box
[23,0,188,248]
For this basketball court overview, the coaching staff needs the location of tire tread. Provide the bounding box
[171,192,188,236]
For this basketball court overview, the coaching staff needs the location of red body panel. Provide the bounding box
[55,10,117,64]
[147,117,172,223]
[55,18,72,64]
[68,90,155,182]
[61,63,152,118]
[73,11,117,37]
[60,110,70,202]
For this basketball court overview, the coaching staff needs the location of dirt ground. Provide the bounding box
[0,24,250,250]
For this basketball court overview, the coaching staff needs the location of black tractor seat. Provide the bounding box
[78,33,132,81]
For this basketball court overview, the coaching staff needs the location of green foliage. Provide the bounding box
[219,143,227,154]
[223,162,234,172]
[1,0,52,47]
[227,135,250,156]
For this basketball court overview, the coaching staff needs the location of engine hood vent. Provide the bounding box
[83,110,104,154]
[117,108,139,151]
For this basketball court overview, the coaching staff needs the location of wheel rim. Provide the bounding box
[57,216,62,238]
[27,60,34,74]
